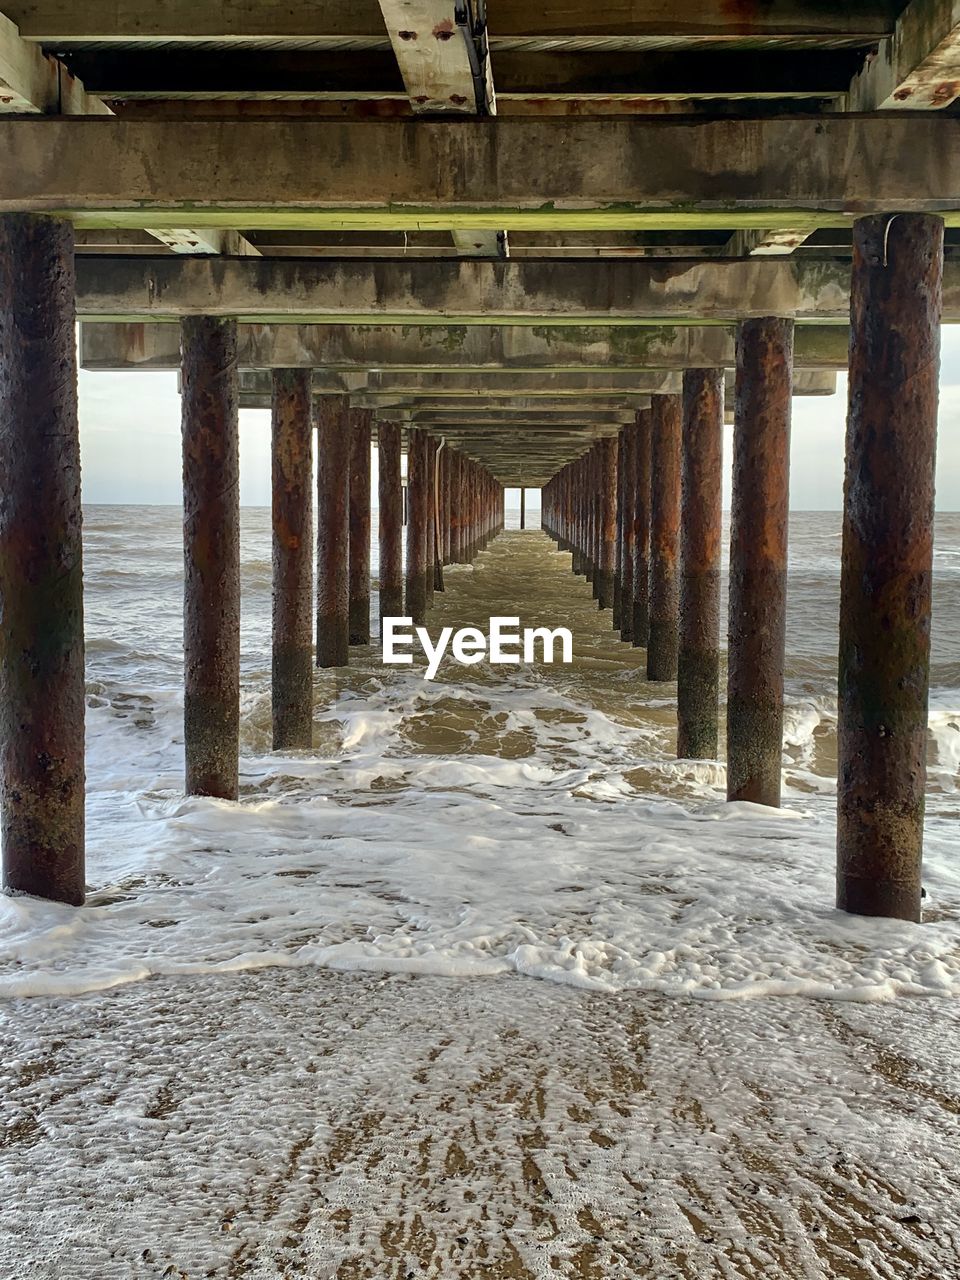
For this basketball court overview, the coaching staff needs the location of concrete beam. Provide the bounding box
[79,321,854,372]
[241,368,838,402]
[5,2,899,42]
[0,13,261,257]
[352,396,653,413]
[848,0,960,110]
[3,117,959,224]
[73,256,957,323]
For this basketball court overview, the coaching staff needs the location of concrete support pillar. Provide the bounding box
[406,430,428,624]
[619,425,636,642]
[348,407,371,645]
[316,395,350,668]
[181,315,240,800]
[837,214,943,921]
[520,487,526,530]
[0,214,85,904]
[678,369,724,759]
[377,420,403,624]
[647,396,682,681]
[632,407,653,648]
[727,317,793,806]
[597,438,618,610]
[271,369,313,750]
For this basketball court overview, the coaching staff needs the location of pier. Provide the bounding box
[2,0,955,920]
[1,3,960,1273]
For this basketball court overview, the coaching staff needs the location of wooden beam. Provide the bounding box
[376,3,478,113]
[0,8,109,113]
[5,1,898,43]
[78,321,854,372]
[3,117,958,225]
[848,0,960,109]
[375,3,502,258]
[727,228,814,257]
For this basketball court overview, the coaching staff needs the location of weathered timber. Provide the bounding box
[837,213,943,922]
[0,214,85,905]
[727,317,793,807]
[848,0,960,110]
[271,368,314,749]
[181,315,240,799]
[6,1,899,43]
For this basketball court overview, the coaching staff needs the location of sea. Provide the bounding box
[1,506,959,1002]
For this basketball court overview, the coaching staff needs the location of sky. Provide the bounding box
[78,326,960,510]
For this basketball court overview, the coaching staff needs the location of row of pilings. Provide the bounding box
[0,211,944,923]
[0,213,505,906]
[543,212,944,924]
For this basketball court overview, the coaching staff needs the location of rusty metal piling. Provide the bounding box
[378,419,403,623]
[181,315,241,799]
[647,396,682,681]
[316,395,351,668]
[348,407,372,645]
[271,368,314,749]
[0,214,86,903]
[727,317,793,806]
[837,214,943,921]
[678,369,724,758]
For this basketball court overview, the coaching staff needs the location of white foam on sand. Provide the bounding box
[3,664,959,1004]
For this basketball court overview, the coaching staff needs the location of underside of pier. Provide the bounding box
[1,3,960,1274]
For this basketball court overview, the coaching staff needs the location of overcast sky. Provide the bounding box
[78,326,960,510]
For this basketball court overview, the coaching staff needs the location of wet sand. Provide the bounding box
[2,970,960,1278]
[3,528,960,1277]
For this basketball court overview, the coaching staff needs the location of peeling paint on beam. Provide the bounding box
[3,117,960,220]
